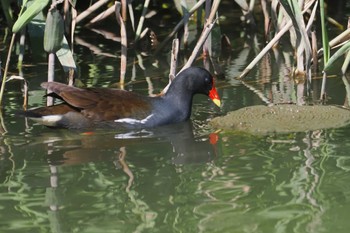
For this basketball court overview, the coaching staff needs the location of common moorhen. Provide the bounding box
[22,67,221,129]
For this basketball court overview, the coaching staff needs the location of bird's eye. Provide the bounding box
[205,77,212,84]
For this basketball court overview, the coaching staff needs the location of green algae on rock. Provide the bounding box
[210,105,350,134]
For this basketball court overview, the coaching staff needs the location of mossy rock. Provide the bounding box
[210,105,350,134]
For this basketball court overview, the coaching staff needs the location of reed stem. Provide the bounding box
[0,33,16,106]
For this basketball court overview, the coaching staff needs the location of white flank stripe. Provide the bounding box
[114,114,153,125]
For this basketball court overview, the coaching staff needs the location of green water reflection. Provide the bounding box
[1,5,350,232]
[1,118,350,232]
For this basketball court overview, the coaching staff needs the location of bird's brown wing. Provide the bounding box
[42,82,153,121]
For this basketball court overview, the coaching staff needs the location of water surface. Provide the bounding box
[1,6,350,233]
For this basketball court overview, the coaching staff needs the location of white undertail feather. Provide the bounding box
[28,115,63,127]
[114,114,154,124]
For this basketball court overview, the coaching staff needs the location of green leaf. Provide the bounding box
[12,0,50,33]
[44,8,64,53]
[56,36,77,73]
[324,41,350,72]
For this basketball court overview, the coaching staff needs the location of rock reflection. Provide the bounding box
[194,130,336,233]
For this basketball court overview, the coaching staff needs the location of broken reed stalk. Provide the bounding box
[160,39,179,95]
[182,7,189,48]
[311,29,318,74]
[70,4,77,48]
[238,21,292,79]
[17,29,26,72]
[88,4,115,25]
[75,36,117,57]
[180,21,217,72]
[206,0,221,25]
[341,75,350,107]
[342,52,350,74]
[320,72,327,100]
[341,18,350,75]
[305,0,318,32]
[47,53,55,106]
[75,0,109,23]
[128,2,135,31]
[203,0,211,55]
[0,33,16,106]
[169,39,179,81]
[328,27,350,49]
[154,0,206,54]
[180,0,221,72]
[320,0,329,64]
[238,0,314,79]
[320,0,329,100]
[121,0,127,21]
[115,1,127,87]
[261,0,270,40]
[135,0,150,41]
[68,68,74,86]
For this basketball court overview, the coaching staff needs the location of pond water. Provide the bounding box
[1,4,350,233]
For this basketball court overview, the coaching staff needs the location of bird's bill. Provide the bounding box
[209,86,221,107]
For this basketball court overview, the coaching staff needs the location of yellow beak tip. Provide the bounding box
[212,99,221,107]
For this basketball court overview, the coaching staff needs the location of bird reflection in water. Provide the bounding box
[32,119,219,232]
[46,121,218,167]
